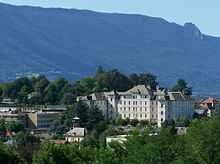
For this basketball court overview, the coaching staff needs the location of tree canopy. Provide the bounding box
[0,68,159,105]
[172,79,192,95]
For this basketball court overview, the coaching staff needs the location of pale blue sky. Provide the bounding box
[1,0,219,36]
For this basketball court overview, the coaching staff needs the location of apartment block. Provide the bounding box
[77,85,194,127]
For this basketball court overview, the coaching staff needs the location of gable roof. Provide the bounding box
[168,92,188,101]
[200,97,219,104]
[66,128,86,137]
[125,85,151,95]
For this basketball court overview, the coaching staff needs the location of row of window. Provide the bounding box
[119,101,150,106]
[121,113,159,119]
[120,95,149,99]
[119,107,149,112]
[118,107,161,113]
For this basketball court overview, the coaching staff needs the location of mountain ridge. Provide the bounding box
[0,2,220,95]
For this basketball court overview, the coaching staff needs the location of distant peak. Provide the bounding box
[184,23,200,31]
[184,22,203,40]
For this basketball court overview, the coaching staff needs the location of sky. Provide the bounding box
[0,0,219,36]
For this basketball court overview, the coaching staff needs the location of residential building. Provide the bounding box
[199,97,219,109]
[78,85,194,127]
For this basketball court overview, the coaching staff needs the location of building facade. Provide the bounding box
[27,111,60,130]
[78,85,194,127]
[65,117,86,143]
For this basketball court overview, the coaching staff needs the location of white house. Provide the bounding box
[65,117,86,143]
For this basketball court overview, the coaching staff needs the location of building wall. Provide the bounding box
[37,112,59,129]
[117,95,151,120]
[27,113,38,129]
[157,101,169,127]
[78,88,194,127]
[27,112,60,130]
[168,101,194,120]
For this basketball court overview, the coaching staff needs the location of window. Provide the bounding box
[161,118,164,122]
[161,111,164,115]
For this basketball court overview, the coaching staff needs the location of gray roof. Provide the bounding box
[168,92,190,101]
[127,85,150,95]
[92,92,106,100]
[66,128,86,137]
[78,86,193,102]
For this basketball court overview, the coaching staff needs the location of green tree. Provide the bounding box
[6,121,24,133]
[138,73,158,89]
[130,119,139,127]
[96,66,105,75]
[129,73,140,86]
[43,84,58,104]
[15,132,40,163]
[172,79,192,95]
[0,142,20,163]
[184,117,220,164]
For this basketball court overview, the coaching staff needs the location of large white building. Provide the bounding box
[77,85,194,127]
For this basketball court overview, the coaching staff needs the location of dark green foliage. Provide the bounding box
[130,119,139,127]
[33,142,120,164]
[184,118,220,164]
[0,76,73,105]
[0,142,20,164]
[172,79,192,95]
[14,132,41,163]
[1,116,220,163]
[7,121,24,133]
[52,102,105,135]
[0,119,24,134]
[0,119,6,133]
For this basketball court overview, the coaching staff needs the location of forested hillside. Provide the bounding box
[0,3,220,95]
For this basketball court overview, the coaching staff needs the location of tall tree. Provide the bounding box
[172,79,192,95]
